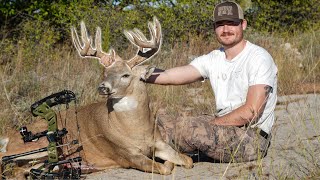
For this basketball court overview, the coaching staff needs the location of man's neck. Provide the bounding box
[224,40,247,60]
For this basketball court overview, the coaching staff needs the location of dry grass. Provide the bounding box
[0,28,319,178]
[0,42,103,132]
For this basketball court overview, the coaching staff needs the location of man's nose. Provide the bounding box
[222,25,230,32]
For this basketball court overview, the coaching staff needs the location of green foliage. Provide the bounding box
[1,0,217,53]
[1,0,319,57]
[2,0,319,49]
[246,0,320,33]
[155,0,217,44]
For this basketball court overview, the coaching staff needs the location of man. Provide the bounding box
[146,1,278,162]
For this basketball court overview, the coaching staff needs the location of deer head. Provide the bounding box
[71,17,161,98]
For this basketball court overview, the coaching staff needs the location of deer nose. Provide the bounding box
[98,86,109,94]
[98,82,111,95]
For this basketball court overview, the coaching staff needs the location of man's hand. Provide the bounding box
[211,84,272,126]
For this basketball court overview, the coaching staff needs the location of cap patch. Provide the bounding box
[218,6,233,16]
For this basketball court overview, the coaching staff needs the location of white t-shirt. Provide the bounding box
[190,41,277,134]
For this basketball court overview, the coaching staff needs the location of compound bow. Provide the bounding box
[1,90,82,179]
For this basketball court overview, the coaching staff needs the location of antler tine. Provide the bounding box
[71,26,82,54]
[124,29,149,48]
[134,28,148,41]
[124,30,138,46]
[95,27,108,58]
[79,21,95,57]
[71,21,112,60]
[153,17,162,44]
[126,17,162,68]
[147,20,156,43]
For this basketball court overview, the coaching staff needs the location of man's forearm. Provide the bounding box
[211,85,271,127]
[145,65,203,85]
[211,104,258,126]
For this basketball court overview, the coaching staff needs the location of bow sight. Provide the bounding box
[1,90,82,179]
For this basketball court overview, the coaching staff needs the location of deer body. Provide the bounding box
[0,18,193,177]
[75,65,161,169]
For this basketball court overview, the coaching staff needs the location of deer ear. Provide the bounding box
[140,66,155,82]
[99,49,116,67]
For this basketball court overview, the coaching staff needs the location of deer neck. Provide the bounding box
[107,94,151,130]
[106,80,154,136]
[111,96,142,112]
[108,80,150,117]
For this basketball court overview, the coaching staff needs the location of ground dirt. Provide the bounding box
[84,94,320,179]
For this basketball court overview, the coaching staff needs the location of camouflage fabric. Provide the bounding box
[157,114,271,163]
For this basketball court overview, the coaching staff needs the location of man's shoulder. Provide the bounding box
[245,41,278,73]
[246,41,272,57]
[189,49,224,76]
[194,48,224,62]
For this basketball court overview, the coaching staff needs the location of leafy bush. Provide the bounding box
[246,0,320,33]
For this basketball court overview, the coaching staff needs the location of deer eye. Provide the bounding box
[122,74,130,78]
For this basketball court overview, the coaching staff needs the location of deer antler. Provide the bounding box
[124,17,162,68]
[71,21,116,67]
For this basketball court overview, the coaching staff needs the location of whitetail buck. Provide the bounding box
[0,17,193,178]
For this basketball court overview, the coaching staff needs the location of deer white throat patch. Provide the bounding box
[113,96,138,112]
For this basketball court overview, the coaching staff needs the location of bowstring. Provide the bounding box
[73,96,85,169]
[57,96,83,172]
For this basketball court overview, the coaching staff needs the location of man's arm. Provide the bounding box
[146,65,203,85]
[211,84,273,126]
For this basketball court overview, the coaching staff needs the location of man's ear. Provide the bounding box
[242,19,247,30]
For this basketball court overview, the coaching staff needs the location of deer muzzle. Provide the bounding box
[98,82,113,96]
